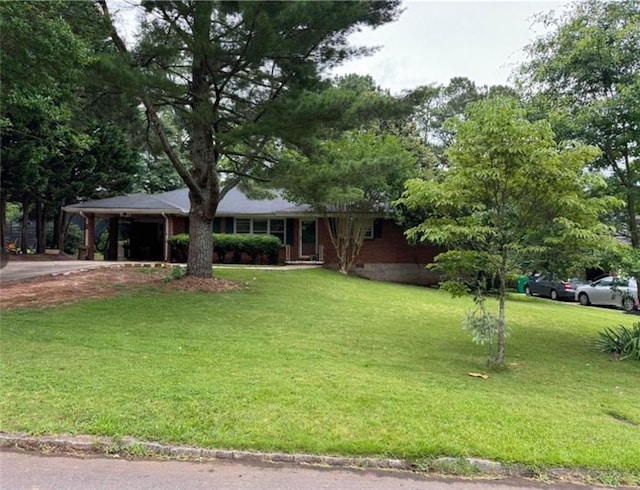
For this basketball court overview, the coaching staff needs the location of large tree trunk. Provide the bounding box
[35,199,45,253]
[626,188,639,249]
[621,151,639,249]
[187,201,214,277]
[20,198,29,254]
[0,196,6,250]
[55,208,66,252]
[185,1,219,278]
[186,129,219,276]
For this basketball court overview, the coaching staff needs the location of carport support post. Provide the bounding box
[108,217,119,261]
[85,213,95,260]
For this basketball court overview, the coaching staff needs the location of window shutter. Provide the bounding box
[286,219,295,245]
[212,218,221,233]
[225,218,234,234]
[373,219,383,239]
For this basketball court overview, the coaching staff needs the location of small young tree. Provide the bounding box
[398,96,618,366]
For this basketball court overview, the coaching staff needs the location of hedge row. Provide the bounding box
[168,233,281,264]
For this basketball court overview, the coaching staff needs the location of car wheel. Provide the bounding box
[524,285,532,296]
[578,293,590,306]
[550,289,558,301]
[622,297,634,312]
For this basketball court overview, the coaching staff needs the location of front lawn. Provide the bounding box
[1,268,638,475]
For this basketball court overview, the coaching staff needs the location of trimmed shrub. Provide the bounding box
[168,233,190,262]
[596,321,640,361]
[168,233,281,265]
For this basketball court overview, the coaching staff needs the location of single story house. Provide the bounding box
[63,187,441,284]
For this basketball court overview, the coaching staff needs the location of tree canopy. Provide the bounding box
[276,128,416,273]
[520,0,640,248]
[398,96,617,365]
[0,0,141,251]
[98,0,403,277]
[413,77,518,168]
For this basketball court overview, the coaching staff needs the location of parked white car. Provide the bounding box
[575,276,638,311]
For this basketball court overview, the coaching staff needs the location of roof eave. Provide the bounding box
[62,207,188,216]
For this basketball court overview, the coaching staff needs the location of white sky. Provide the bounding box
[113,0,568,92]
[332,0,568,92]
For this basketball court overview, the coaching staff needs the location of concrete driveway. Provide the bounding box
[0,259,319,284]
[0,259,122,284]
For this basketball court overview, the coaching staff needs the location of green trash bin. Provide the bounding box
[517,275,529,294]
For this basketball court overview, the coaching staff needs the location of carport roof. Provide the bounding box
[63,187,312,216]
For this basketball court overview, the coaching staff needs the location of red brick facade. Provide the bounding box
[169,215,440,269]
[316,218,439,266]
[176,215,441,283]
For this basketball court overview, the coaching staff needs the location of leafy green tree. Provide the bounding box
[98,0,402,277]
[520,0,640,247]
[398,97,617,366]
[276,129,415,273]
[414,77,518,168]
[269,74,426,273]
[1,1,141,252]
[0,0,92,250]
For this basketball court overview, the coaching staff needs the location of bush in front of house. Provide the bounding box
[168,233,281,264]
[168,233,190,262]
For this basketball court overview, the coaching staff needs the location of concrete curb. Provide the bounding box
[2,433,626,486]
[0,433,411,470]
[0,433,513,474]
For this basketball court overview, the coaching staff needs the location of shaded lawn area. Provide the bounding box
[1,268,639,473]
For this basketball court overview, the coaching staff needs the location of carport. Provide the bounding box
[62,191,189,262]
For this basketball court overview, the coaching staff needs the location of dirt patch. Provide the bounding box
[0,266,243,310]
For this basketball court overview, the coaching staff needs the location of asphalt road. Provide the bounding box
[0,451,605,490]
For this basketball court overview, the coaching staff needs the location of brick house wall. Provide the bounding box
[317,218,439,265]
[316,218,442,285]
[169,215,442,285]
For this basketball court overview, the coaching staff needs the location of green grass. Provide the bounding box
[1,268,639,474]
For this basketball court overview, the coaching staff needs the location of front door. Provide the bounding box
[299,219,317,258]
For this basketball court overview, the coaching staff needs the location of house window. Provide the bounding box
[364,223,374,239]
[235,218,251,234]
[270,219,285,243]
[328,218,375,239]
[234,218,286,243]
[253,219,268,234]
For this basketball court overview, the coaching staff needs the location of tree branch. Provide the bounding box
[96,0,200,197]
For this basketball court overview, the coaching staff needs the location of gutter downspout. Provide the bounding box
[162,213,170,262]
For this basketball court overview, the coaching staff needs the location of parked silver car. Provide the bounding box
[575,276,638,311]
